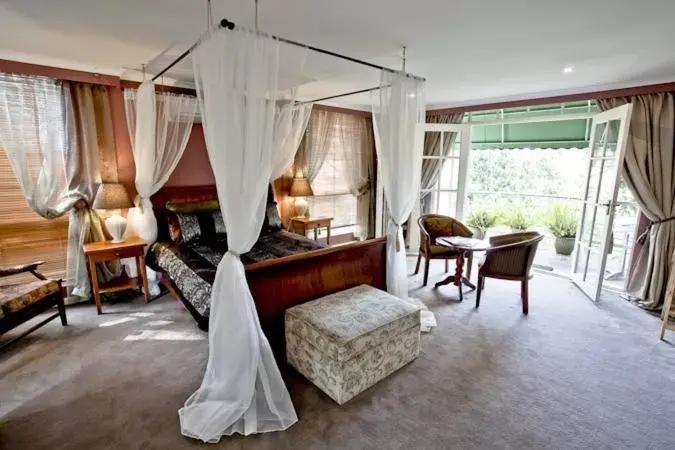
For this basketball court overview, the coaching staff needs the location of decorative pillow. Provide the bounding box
[213,211,227,234]
[176,213,202,242]
[167,200,220,214]
[265,202,283,232]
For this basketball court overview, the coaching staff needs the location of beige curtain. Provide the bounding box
[420,112,464,214]
[65,82,121,302]
[598,93,675,311]
[335,113,373,240]
[294,110,338,181]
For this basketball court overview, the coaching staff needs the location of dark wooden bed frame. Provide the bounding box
[151,185,386,354]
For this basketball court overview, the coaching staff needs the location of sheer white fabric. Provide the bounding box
[124,82,197,292]
[336,114,372,240]
[373,71,436,332]
[271,101,312,180]
[124,82,197,244]
[179,29,297,442]
[296,110,338,181]
[0,74,98,298]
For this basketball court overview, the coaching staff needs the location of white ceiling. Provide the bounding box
[1,0,675,109]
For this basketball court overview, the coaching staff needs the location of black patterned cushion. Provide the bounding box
[176,213,201,242]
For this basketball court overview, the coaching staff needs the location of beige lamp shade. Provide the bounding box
[93,183,133,210]
[289,177,314,197]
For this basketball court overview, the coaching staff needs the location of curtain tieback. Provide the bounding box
[636,216,675,245]
[227,250,241,258]
[391,220,402,252]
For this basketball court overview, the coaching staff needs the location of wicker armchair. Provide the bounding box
[415,214,473,286]
[476,232,544,315]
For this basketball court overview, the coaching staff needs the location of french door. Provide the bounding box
[571,103,633,301]
[408,123,471,253]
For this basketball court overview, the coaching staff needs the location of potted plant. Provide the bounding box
[545,204,578,255]
[466,210,498,239]
[503,208,533,232]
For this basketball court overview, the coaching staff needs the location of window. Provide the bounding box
[0,74,69,285]
[309,131,357,231]
[307,114,364,234]
[420,131,463,218]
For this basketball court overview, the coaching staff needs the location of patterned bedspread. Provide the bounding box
[147,231,324,325]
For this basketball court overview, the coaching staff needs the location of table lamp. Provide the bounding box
[289,176,313,217]
[93,183,133,243]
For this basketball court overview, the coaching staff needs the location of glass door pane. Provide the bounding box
[571,104,633,301]
[409,124,470,253]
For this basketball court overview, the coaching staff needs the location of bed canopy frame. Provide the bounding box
[135,11,428,441]
[145,17,424,105]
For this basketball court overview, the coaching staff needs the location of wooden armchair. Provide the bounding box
[0,261,67,350]
[476,232,544,315]
[414,214,473,286]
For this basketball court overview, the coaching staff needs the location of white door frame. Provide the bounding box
[571,103,633,301]
[408,123,471,254]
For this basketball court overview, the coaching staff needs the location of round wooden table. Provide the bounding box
[434,236,489,301]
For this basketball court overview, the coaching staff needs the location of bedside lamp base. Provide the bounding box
[105,214,128,243]
[294,197,309,217]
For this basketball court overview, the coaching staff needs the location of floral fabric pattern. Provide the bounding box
[286,285,421,404]
[0,279,60,314]
[213,211,226,234]
[176,213,201,242]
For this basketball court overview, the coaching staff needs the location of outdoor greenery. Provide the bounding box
[466,210,499,232]
[545,203,578,238]
[502,208,534,231]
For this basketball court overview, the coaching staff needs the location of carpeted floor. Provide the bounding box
[1,259,674,449]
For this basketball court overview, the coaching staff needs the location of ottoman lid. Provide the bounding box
[286,284,421,363]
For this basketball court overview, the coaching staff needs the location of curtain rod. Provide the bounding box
[151,18,424,83]
[298,86,382,105]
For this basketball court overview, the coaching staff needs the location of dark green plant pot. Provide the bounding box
[554,237,575,255]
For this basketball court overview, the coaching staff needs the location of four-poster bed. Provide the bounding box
[131,10,427,442]
[147,184,387,354]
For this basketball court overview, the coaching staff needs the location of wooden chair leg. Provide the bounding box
[414,254,422,275]
[521,279,529,315]
[476,275,483,309]
[423,258,430,287]
[466,253,473,280]
[57,295,68,326]
[445,258,449,273]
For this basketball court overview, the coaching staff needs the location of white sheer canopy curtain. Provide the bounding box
[124,82,197,243]
[373,71,436,332]
[271,101,312,180]
[124,82,196,292]
[179,29,297,442]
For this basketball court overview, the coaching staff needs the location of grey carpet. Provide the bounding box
[1,258,674,450]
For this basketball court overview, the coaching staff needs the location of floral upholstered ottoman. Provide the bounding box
[285,284,421,404]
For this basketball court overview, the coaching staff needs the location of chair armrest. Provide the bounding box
[0,261,47,280]
[417,217,433,250]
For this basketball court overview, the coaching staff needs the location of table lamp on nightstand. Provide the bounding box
[289,176,313,218]
[93,183,133,243]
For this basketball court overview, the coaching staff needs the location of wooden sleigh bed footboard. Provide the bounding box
[246,237,387,355]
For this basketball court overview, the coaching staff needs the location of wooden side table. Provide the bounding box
[83,237,150,314]
[290,216,333,244]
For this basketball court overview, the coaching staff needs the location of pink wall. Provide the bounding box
[165,124,215,186]
[112,88,215,194]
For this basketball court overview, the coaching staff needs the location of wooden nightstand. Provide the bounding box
[290,216,333,244]
[83,237,150,314]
